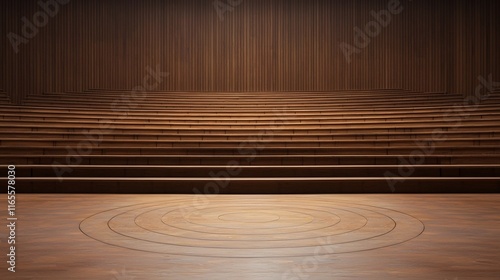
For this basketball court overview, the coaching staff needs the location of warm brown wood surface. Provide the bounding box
[2,90,500,193]
[0,194,499,279]
[2,1,499,102]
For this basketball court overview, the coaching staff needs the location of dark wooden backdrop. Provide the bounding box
[1,0,498,103]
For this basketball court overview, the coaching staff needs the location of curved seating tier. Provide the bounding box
[1,90,499,193]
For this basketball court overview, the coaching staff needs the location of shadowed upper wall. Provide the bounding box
[0,0,498,103]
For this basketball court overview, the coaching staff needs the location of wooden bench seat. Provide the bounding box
[2,130,500,141]
[39,90,499,104]
[2,137,500,148]
[3,154,500,165]
[2,116,500,130]
[12,164,500,178]
[1,122,499,136]
[54,89,438,97]
[12,177,500,194]
[32,93,469,105]
[3,102,500,117]
[21,99,500,111]
[6,107,500,121]
[1,145,499,156]
[19,92,500,108]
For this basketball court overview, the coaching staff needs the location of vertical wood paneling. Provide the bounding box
[494,0,500,84]
[0,0,498,103]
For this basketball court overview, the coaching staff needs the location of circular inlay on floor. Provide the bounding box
[79,197,424,258]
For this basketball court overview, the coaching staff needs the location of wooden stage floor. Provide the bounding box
[1,194,499,279]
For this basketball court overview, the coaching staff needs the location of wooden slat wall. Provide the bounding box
[0,0,497,103]
[491,0,500,91]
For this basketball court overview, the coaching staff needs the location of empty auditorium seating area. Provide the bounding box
[1,90,500,193]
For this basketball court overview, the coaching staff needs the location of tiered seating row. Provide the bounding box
[1,90,499,193]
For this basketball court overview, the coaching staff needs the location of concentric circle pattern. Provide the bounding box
[80,197,424,258]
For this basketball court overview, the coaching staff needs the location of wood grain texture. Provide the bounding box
[0,194,499,279]
[1,0,498,103]
[2,90,500,193]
